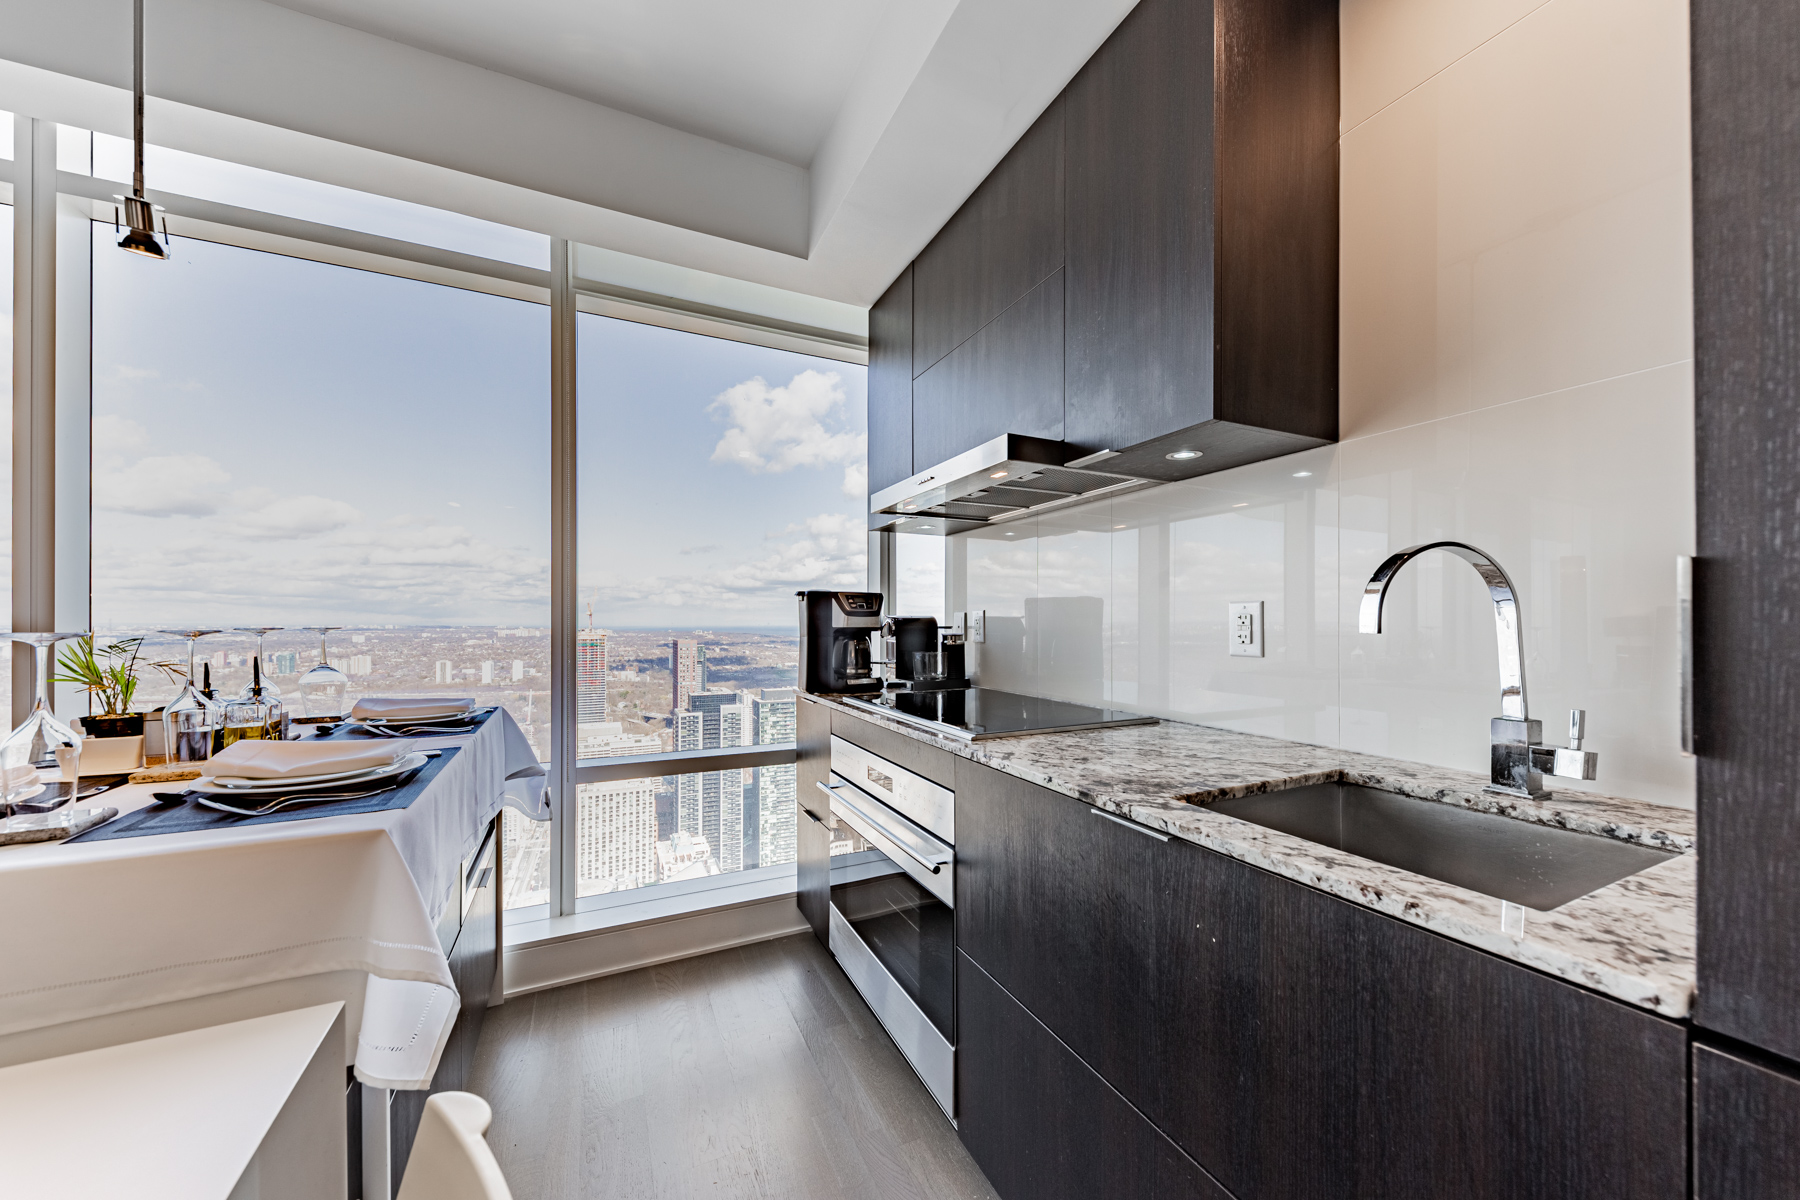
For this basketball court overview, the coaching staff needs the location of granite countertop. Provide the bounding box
[813,695,1697,1018]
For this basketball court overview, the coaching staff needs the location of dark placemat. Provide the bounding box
[65,746,459,843]
[312,706,498,741]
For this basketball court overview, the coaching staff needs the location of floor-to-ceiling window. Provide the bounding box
[0,197,13,719]
[89,231,553,755]
[15,118,869,918]
[569,314,866,899]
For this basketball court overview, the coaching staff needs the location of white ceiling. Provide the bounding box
[0,0,1140,305]
[265,0,893,168]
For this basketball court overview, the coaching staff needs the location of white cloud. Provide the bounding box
[93,414,150,454]
[581,511,867,615]
[94,453,232,517]
[709,370,865,476]
[229,494,363,540]
[841,461,867,498]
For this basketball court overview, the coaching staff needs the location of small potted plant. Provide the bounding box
[54,636,182,769]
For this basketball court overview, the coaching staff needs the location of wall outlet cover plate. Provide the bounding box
[1229,601,1264,657]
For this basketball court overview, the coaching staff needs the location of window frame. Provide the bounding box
[9,120,869,922]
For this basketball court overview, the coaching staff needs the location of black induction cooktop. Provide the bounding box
[841,686,1157,741]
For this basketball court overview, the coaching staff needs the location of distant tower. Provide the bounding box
[578,604,608,723]
[670,638,701,716]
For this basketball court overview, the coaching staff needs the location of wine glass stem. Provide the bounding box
[33,642,52,712]
[318,632,327,667]
[187,637,198,684]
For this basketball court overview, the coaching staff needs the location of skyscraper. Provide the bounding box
[577,628,608,723]
[753,689,799,867]
[670,638,701,715]
[674,688,752,873]
[575,722,663,894]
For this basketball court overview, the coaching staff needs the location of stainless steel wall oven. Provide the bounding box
[802,735,956,1120]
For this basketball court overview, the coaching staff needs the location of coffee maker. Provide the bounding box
[798,590,884,694]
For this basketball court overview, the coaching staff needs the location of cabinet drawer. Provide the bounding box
[957,949,1230,1200]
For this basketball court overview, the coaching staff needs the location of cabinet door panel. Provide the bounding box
[1693,0,1800,1063]
[955,757,1687,1200]
[913,100,1064,377]
[912,271,1063,472]
[1064,0,1217,453]
[868,266,914,494]
[957,950,1231,1200]
[1695,1044,1800,1198]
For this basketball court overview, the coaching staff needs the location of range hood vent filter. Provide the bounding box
[871,434,1153,535]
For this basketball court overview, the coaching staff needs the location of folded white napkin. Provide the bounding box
[349,696,474,721]
[206,740,409,780]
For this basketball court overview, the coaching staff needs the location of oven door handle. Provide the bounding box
[817,780,952,875]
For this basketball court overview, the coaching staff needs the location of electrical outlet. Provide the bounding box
[967,610,986,643]
[1229,602,1264,657]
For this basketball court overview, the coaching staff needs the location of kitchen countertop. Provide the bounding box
[812,695,1697,1018]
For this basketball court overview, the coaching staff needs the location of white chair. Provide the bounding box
[396,1091,514,1200]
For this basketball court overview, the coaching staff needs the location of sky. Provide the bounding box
[91,226,866,631]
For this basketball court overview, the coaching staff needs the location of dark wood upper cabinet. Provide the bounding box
[911,270,1064,472]
[865,0,1337,503]
[1692,0,1800,1066]
[1063,0,1338,480]
[1694,1044,1800,1199]
[912,100,1066,378]
[867,267,915,495]
[955,758,1687,1200]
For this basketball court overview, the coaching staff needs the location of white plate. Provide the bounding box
[193,753,429,795]
[208,760,406,789]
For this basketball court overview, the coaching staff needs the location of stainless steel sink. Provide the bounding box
[1207,782,1677,910]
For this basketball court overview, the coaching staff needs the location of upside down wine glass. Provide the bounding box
[298,627,349,719]
[159,629,224,763]
[235,627,285,701]
[0,631,91,826]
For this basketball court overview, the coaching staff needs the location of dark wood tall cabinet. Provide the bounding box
[1692,0,1800,1067]
[865,0,1339,502]
[954,757,1688,1200]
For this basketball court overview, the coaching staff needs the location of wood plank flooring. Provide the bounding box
[467,932,999,1200]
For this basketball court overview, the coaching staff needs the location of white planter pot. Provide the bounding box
[79,735,145,775]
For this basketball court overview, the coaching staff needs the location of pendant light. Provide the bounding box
[117,0,167,259]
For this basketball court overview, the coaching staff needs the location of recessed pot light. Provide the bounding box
[1166,449,1202,461]
[990,470,1009,478]
[1293,471,1313,478]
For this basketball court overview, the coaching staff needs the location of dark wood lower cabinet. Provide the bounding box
[1695,1043,1800,1199]
[956,757,1688,1200]
[796,697,833,945]
[958,949,1232,1200]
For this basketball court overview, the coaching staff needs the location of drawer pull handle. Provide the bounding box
[1091,807,1170,842]
[801,805,826,825]
[470,867,494,891]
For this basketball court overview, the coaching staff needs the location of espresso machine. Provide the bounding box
[798,590,884,694]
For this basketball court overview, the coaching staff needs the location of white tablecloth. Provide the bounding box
[0,709,547,1090]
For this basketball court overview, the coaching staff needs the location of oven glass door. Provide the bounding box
[828,828,954,1042]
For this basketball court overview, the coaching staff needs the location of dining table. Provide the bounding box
[0,706,547,1169]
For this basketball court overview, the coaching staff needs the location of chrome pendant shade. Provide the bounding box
[118,0,167,260]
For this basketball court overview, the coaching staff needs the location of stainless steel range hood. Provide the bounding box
[870,434,1154,535]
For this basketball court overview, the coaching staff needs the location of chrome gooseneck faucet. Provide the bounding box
[1360,541,1598,798]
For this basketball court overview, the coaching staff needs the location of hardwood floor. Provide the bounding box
[468,933,998,1200]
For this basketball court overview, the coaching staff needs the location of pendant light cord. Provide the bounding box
[132,0,145,199]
